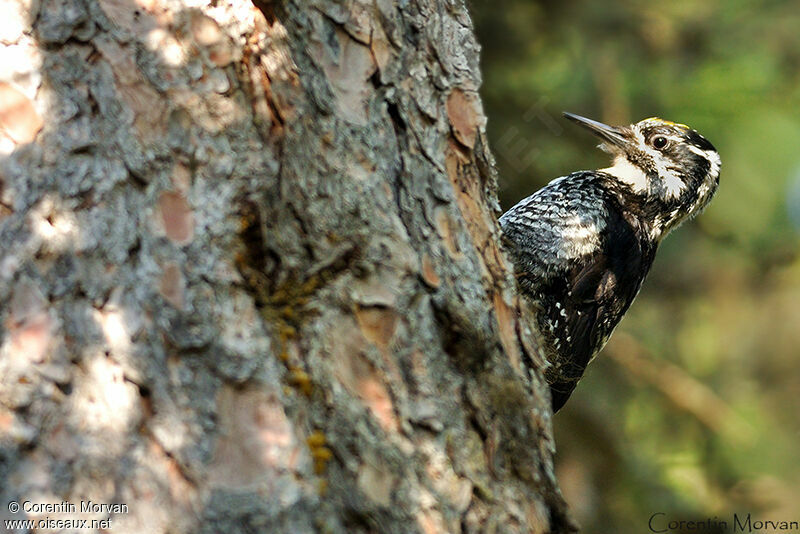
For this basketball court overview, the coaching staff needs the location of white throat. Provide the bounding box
[599,157,648,193]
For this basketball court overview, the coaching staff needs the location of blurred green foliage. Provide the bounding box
[470,1,800,531]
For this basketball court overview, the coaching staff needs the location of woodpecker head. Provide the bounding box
[564,112,720,239]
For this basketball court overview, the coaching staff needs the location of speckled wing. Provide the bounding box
[547,203,654,411]
[499,173,608,273]
[500,172,657,411]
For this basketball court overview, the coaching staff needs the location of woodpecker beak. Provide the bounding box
[563,112,631,150]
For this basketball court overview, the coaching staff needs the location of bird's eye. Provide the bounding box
[652,136,668,149]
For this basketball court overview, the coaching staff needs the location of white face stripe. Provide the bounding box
[599,156,648,193]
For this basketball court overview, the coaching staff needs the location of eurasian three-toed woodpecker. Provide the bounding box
[500,113,720,412]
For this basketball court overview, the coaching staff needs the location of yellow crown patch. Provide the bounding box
[643,117,691,130]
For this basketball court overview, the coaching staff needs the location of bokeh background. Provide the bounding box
[470,1,800,532]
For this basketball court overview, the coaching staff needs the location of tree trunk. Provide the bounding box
[0,0,575,532]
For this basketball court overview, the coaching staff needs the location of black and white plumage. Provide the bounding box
[501,113,720,412]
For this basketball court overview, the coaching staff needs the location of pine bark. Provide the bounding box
[0,0,575,532]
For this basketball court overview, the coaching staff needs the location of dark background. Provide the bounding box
[470,1,800,532]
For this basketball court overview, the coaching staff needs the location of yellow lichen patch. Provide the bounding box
[306,431,333,475]
[235,208,365,418]
[306,430,326,448]
[287,366,312,396]
[278,323,296,340]
[310,446,332,474]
